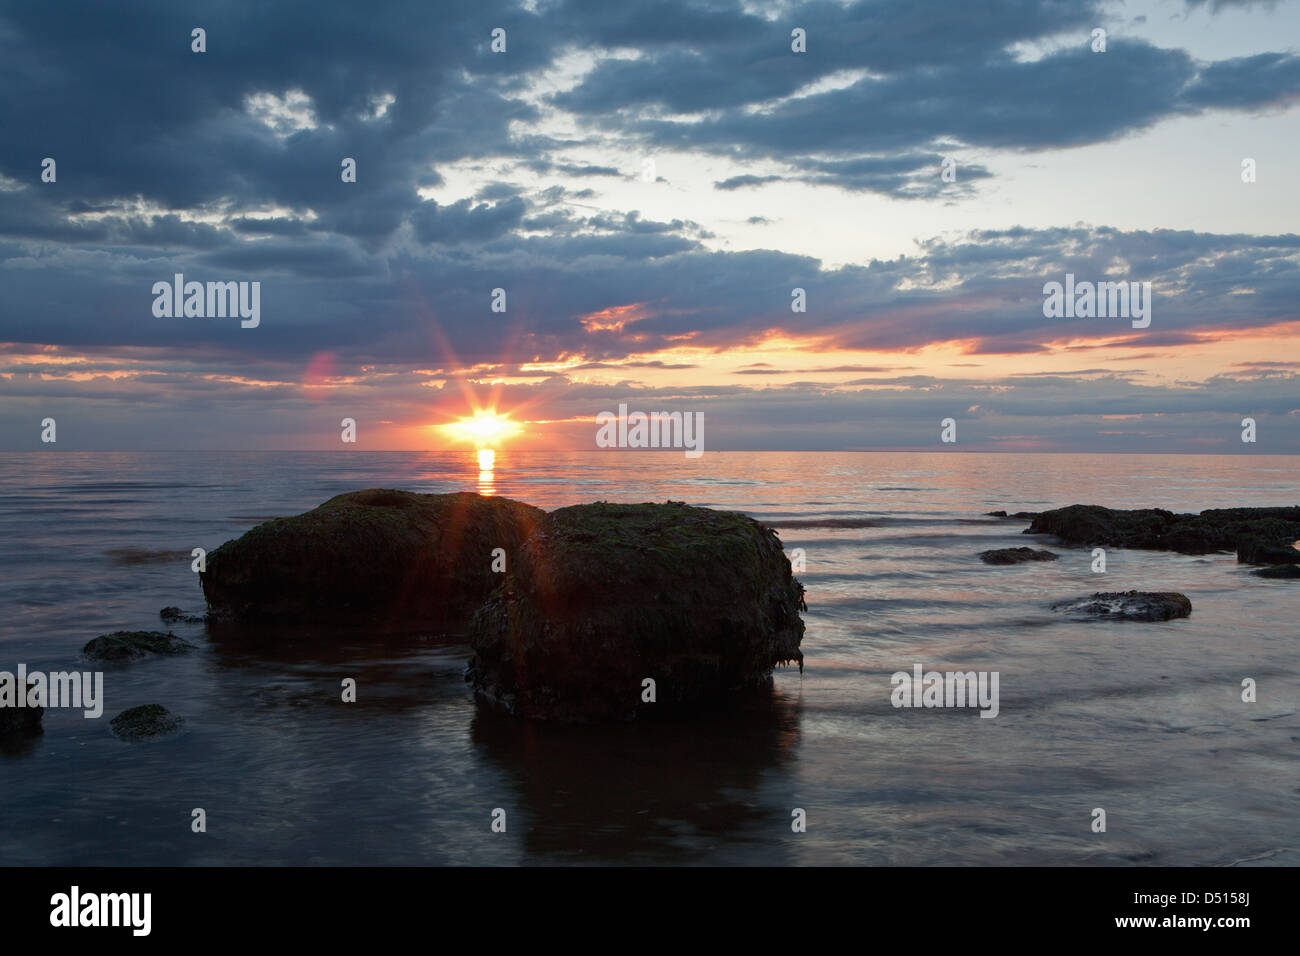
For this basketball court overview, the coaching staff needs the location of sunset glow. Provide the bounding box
[439,411,523,448]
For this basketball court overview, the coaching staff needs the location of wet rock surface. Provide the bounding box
[160,606,206,624]
[979,547,1058,564]
[0,687,43,743]
[1024,504,1300,560]
[467,501,806,722]
[83,630,195,662]
[110,704,184,741]
[1051,590,1193,622]
[1253,564,1300,579]
[200,489,544,632]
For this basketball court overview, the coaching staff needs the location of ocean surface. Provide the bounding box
[0,451,1296,866]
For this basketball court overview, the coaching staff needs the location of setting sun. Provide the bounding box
[439,411,524,447]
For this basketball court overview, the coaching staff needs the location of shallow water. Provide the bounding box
[0,451,1296,865]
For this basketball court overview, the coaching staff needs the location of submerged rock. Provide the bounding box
[200,489,544,632]
[110,704,183,741]
[1051,590,1192,622]
[467,501,806,722]
[0,684,43,742]
[979,547,1058,565]
[160,606,206,624]
[1025,504,1300,558]
[84,630,195,662]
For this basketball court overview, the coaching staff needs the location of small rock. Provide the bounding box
[1051,590,1192,622]
[84,631,195,663]
[160,606,206,624]
[1237,540,1300,565]
[979,547,1059,565]
[0,684,43,741]
[1254,564,1300,579]
[110,704,184,741]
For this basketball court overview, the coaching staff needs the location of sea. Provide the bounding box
[0,450,1295,865]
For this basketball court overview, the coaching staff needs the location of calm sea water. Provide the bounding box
[0,451,1295,866]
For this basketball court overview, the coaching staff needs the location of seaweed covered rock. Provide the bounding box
[200,489,544,632]
[110,704,183,741]
[1025,504,1300,557]
[84,630,195,662]
[1051,591,1192,622]
[979,547,1058,565]
[467,501,806,722]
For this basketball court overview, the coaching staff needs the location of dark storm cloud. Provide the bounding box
[0,0,543,245]
[549,2,1298,196]
[411,197,527,245]
[627,40,1293,160]
[0,0,1297,452]
[6,216,1296,372]
[552,0,1102,114]
[3,0,1297,243]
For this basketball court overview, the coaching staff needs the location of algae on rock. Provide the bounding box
[200,489,544,632]
[467,501,807,722]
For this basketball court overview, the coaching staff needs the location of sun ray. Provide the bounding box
[439,410,523,447]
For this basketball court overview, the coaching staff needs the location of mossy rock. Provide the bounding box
[467,501,806,722]
[200,489,544,632]
[1026,504,1300,557]
[110,704,183,741]
[84,630,195,662]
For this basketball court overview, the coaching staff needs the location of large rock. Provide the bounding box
[467,501,806,722]
[1051,591,1192,622]
[200,489,544,631]
[1024,504,1300,558]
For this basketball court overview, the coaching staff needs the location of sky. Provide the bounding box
[1,0,1298,452]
